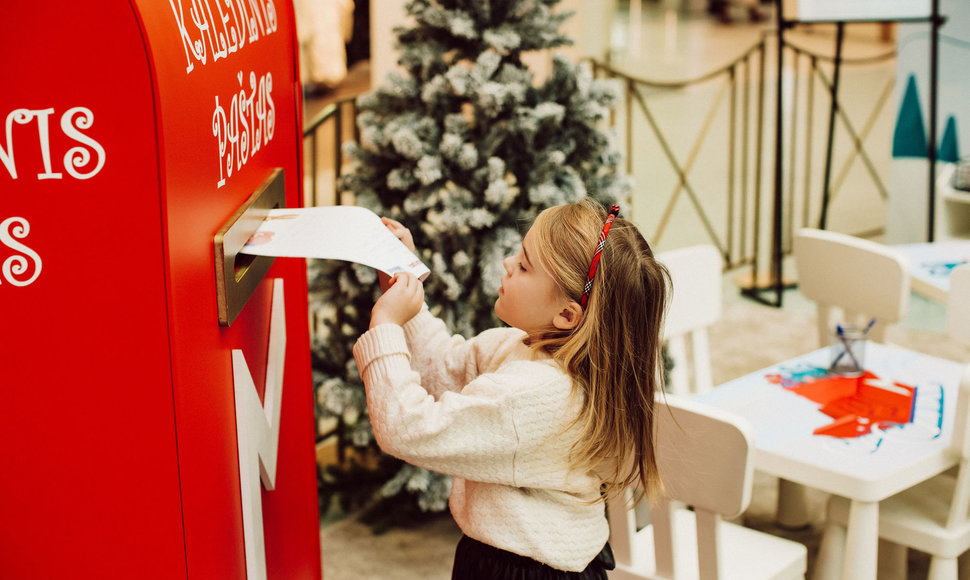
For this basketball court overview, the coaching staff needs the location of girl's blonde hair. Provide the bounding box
[527,199,670,501]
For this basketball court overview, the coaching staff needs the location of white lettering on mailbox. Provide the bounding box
[0,107,105,181]
[0,217,42,287]
[232,278,285,580]
[212,70,276,188]
[61,108,107,180]
[169,0,279,74]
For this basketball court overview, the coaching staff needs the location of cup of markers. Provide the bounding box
[829,319,875,376]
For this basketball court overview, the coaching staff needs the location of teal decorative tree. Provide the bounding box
[938,115,959,163]
[892,74,928,159]
[309,0,630,529]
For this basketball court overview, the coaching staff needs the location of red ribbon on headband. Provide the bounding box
[580,204,620,309]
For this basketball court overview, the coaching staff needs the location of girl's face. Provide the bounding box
[495,225,574,334]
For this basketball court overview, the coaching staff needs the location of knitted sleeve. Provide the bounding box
[399,306,525,399]
[353,323,546,485]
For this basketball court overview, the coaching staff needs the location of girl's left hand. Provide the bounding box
[370,272,424,328]
[381,217,416,253]
[379,217,417,292]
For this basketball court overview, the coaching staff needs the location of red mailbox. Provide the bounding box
[1,2,321,578]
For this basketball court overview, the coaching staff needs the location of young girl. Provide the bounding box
[353,199,670,579]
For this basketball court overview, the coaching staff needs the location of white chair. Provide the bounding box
[607,395,807,580]
[781,229,912,528]
[793,228,910,347]
[949,265,970,345]
[658,245,723,395]
[813,264,970,580]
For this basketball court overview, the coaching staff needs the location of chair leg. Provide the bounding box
[777,479,811,529]
[927,556,958,580]
[876,540,906,580]
[959,551,970,579]
[812,521,846,580]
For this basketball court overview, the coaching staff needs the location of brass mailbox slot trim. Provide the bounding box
[214,168,285,326]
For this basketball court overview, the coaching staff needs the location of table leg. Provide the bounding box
[811,518,846,580]
[842,500,879,580]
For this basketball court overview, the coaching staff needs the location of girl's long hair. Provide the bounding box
[527,199,670,501]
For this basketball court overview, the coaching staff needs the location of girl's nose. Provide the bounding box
[503,255,513,274]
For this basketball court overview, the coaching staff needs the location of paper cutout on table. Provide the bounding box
[897,383,945,440]
[898,240,970,292]
[920,260,968,277]
[822,382,945,456]
[766,367,917,438]
[239,206,430,280]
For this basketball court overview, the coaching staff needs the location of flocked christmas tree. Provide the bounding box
[309,0,631,529]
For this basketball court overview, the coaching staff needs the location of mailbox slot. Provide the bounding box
[214,168,285,326]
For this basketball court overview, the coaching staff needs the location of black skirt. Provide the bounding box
[451,535,615,580]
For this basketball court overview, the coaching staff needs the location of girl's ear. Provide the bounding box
[552,300,583,330]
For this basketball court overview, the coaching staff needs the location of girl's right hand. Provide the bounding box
[380,217,417,292]
[371,272,424,328]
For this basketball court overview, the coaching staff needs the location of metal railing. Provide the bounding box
[780,39,897,246]
[302,98,358,207]
[591,37,769,274]
[302,98,358,455]
[589,30,896,302]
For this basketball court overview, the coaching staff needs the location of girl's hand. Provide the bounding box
[371,273,424,328]
[379,217,417,292]
[381,217,416,252]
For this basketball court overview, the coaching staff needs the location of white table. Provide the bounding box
[896,240,970,303]
[694,342,965,580]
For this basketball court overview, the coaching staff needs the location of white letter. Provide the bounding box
[61,107,106,180]
[212,96,228,187]
[232,278,285,580]
[169,0,206,73]
[264,72,275,144]
[0,109,26,179]
[32,108,61,180]
[0,109,61,180]
[0,217,42,286]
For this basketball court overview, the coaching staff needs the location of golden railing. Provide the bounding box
[589,30,896,304]
[302,98,358,208]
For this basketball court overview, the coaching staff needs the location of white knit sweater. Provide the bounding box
[352,307,609,572]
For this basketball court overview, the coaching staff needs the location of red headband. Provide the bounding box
[580,205,620,309]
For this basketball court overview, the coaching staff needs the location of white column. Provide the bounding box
[369,0,408,88]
